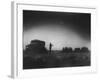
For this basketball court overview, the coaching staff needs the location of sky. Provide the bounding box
[23,10,91,50]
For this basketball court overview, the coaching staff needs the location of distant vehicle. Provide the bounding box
[25,39,47,56]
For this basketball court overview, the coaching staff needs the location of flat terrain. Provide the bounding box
[23,50,90,69]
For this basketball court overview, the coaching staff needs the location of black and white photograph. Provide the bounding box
[23,10,91,69]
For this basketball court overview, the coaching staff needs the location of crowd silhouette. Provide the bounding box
[23,39,90,69]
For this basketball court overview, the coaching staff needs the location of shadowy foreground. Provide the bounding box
[23,40,90,69]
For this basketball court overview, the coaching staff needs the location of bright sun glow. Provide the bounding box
[23,24,90,50]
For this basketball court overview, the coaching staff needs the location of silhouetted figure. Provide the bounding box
[49,43,53,53]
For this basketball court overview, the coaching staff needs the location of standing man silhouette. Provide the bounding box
[49,42,53,53]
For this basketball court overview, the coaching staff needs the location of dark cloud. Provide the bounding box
[23,10,91,40]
